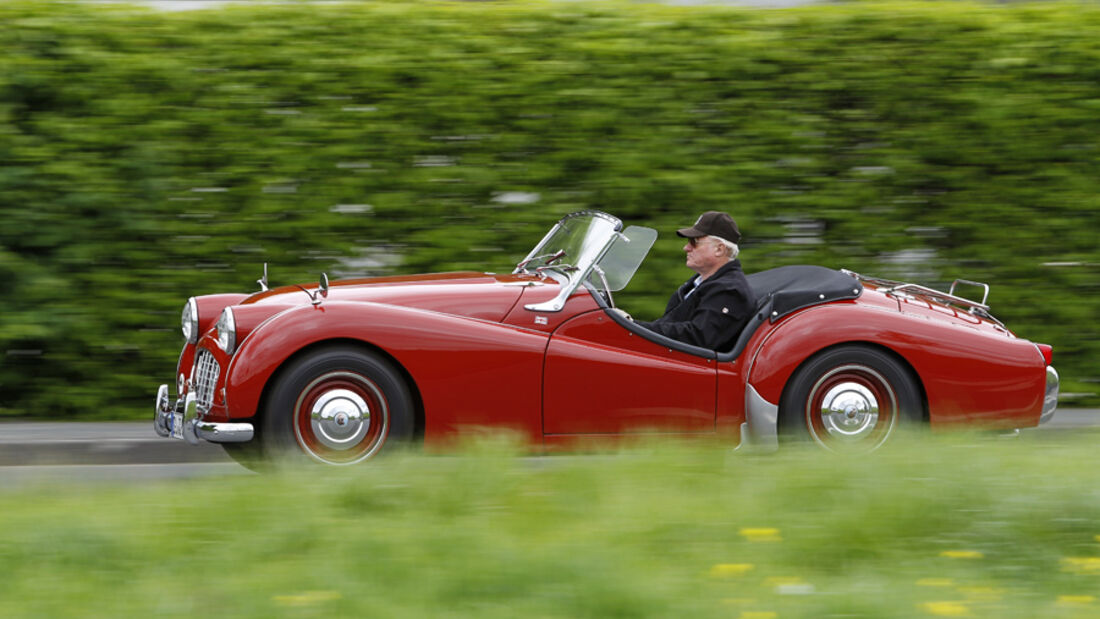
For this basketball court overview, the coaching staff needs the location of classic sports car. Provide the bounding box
[154,211,1059,466]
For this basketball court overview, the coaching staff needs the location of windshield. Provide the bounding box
[515,211,656,312]
[516,211,620,275]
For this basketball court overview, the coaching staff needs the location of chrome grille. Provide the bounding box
[192,348,220,412]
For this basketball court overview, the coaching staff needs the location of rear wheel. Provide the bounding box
[779,345,922,452]
[261,346,414,465]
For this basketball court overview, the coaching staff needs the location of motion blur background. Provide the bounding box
[2,0,1097,419]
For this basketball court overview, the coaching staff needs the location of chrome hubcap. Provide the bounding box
[310,387,371,451]
[294,370,390,465]
[820,382,879,440]
[807,364,897,450]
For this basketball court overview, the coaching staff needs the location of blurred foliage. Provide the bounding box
[0,0,1097,418]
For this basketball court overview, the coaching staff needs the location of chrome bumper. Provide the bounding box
[1039,366,1059,425]
[153,383,254,444]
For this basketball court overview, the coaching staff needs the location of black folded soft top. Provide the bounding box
[747,265,863,322]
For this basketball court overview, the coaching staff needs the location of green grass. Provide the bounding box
[3,433,1100,617]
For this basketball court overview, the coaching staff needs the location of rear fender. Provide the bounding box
[745,303,1046,429]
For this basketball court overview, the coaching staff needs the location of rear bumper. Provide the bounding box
[154,384,254,444]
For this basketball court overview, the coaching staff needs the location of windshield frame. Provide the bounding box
[514,211,654,312]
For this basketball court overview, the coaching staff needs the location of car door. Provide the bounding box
[542,310,718,435]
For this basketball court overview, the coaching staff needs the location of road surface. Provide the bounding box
[0,410,1094,484]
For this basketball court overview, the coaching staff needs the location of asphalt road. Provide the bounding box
[0,410,1095,484]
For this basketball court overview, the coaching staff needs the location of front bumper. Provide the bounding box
[154,384,254,445]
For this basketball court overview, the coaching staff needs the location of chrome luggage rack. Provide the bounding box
[841,269,1003,325]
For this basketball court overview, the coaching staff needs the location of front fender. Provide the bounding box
[223,300,552,442]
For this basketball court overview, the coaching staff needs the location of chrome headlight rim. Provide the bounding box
[216,307,237,355]
[182,297,199,344]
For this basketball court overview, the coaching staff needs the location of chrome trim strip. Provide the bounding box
[738,384,779,452]
[1040,366,1059,425]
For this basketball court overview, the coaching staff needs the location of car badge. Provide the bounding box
[535,316,549,325]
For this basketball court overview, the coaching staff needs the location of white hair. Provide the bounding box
[706,235,739,261]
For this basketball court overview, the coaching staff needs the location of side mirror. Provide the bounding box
[313,273,330,306]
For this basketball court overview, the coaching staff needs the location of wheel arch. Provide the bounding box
[778,340,929,424]
[254,338,426,442]
[744,304,933,414]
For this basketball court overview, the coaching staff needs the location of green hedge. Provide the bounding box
[2,1,1098,418]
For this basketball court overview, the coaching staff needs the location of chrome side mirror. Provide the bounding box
[313,273,329,306]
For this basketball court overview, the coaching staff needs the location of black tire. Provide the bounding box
[779,345,922,452]
[261,346,414,465]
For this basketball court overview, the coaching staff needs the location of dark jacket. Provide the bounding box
[637,260,756,351]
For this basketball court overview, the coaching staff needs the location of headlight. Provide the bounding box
[181,298,199,344]
[216,307,237,355]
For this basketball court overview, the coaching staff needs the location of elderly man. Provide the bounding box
[637,211,756,351]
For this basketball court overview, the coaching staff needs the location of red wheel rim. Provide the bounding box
[292,371,389,465]
[804,364,897,452]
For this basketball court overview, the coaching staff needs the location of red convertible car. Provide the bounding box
[154,211,1059,465]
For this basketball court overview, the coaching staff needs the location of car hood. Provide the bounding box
[239,271,539,322]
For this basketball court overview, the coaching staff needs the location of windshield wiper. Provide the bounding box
[516,249,567,273]
[535,263,578,277]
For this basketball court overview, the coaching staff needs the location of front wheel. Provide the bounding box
[262,346,414,465]
[779,345,922,452]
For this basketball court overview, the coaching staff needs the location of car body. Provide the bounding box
[154,211,1059,465]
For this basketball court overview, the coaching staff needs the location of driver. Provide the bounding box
[636,211,756,351]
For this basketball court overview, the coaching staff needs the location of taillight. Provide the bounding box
[1037,344,1054,366]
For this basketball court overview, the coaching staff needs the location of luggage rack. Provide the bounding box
[841,269,1002,325]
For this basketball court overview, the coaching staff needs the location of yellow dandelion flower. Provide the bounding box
[916,578,955,587]
[740,527,782,542]
[710,563,755,577]
[1061,557,1100,574]
[920,601,972,616]
[939,550,983,559]
[1057,595,1096,606]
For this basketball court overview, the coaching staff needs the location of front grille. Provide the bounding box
[192,348,220,412]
